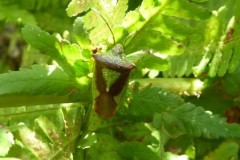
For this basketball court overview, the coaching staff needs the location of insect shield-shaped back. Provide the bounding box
[93,44,135,119]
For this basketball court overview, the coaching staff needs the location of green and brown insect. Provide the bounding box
[93,44,135,119]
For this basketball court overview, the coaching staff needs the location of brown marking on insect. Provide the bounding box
[93,53,135,119]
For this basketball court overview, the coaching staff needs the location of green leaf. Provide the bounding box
[0,104,66,128]
[79,0,128,45]
[0,65,80,96]
[66,0,92,17]
[193,49,214,76]
[116,122,158,146]
[111,0,129,25]
[139,0,162,19]
[194,1,240,77]
[117,142,160,160]
[208,49,222,77]
[57,40,91,77]
[122,0,240,78]
[87,111,114,131]
[122,11,142,32]
[21,25,75,76]
[35,116,64,144]
[58,40,83,63]
[163,0,211,20]
[153,112,185,137]
[85,134,121,160]
[0,5,36,24]
[129,86,184,117]
[35,10,73,33]
[2,103,82,159]
[158,103,240,138]
[203,141,239,160]
[22,25,60,59]
[161,14,196,38]
[112,26,129,43]
[228,41,240,73]
[217,43,233,76]
[129,86,240,138]
[73,17,91,49]
[127,52,169,71]
[77,132,97,149]
[0,128,14,156]
[17,126,51,159]
[123,1,186,55]
[126,29,185,55]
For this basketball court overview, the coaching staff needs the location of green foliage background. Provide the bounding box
[0,0,240,159]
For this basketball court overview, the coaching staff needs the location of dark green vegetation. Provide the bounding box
[0,0,240,159]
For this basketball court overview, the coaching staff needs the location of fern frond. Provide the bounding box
[73,17,91,49]
[228,41,240,73]
[128,86,184,116]
[3,103,80,159]
[208,49,222,77]
[86,0,128,45]
[217,43,233,76]
[163,0,211,20]
[129,86,240,138]
[163,0,240,77]
[203,141,239,160]
[0,128,13,156]
[0,65,79,96]
[22,25,76,76]
[169,103,240,138]
[67,0,128,45]
[123,0,185,55]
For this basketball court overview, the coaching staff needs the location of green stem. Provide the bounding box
[0,94,72,108]
[0,78,204,108]
[132,78,205,96]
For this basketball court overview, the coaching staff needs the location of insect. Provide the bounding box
[93,45,135,119]
[91,9,135,119]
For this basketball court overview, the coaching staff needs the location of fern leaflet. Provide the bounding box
[129,85,240,138]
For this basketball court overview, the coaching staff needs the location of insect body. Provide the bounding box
[89,8,135,119]
[93,44,135,119]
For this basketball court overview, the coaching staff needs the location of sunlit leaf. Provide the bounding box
[0,65,79,96]
[66,0,92,16]
[203,141,239,160]
[22,25,75,76]
[0,128,14,156]
[73,17,91,49]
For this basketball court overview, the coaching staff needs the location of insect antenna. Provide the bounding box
[122,31,137,49]
[90,8,116,45]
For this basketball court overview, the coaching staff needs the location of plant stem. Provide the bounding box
[132,78,205,96]
[0,94,72,107]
